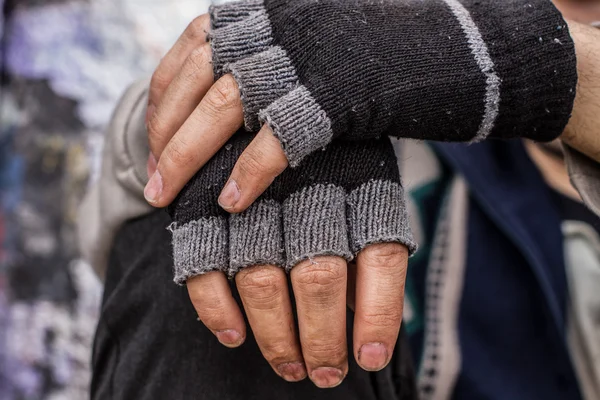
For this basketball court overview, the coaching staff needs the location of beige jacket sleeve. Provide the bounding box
[78,79,154,280]
[564,145,600,217]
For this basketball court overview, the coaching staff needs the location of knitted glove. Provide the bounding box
[167,133,415,284]
[209,0,577,166]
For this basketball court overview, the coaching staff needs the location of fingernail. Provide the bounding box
[277,362,307,382]
[358,343,388,371]
[215,329,244,347]
[310,367,344,388]
[146,153,157,179]
[218,180,240,210]
[145,103,155,129]
[144,170,163,204]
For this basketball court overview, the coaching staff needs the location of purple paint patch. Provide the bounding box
[6,4,100,78]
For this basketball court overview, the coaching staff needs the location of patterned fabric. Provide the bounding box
[0,1,210,398]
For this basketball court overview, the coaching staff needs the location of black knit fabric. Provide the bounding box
[168,7,411,284]
[167,132,415,283]
[209,0,577,165]
[265,0,486,141]
[169,133,401,224]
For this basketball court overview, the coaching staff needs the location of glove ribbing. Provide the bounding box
[167,133,415,284]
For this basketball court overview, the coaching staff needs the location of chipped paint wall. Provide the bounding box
[0,1,213,398]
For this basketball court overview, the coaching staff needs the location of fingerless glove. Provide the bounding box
[210,0,577,166]
[167,133,415,284]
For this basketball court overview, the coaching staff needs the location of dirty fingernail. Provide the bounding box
[310,367,344,388]
[215,329,244,347]
[358,343,388,371]
[218,180,240,210]
[144,170,163,204]
[277,362,307,382]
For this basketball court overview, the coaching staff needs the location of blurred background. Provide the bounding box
[0,1,220,398]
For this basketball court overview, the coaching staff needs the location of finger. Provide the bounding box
[236,265,307,382]
[147,42,214,159]
[353,243,408,372]
[187,271,246,348]
[144,74,244,207]
[347,261,357,312]
[218,125,288,213]
[146,152,157,180]
[148,14,211,118]
[291,256,348,389]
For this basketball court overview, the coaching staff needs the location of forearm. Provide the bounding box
[561,21,600,162]
[206,0,576,167]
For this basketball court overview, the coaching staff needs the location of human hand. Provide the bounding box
[145,0,576,214]
[167,131,416,388]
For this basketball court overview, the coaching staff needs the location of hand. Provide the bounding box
[167,132,416,388]
[145,0,576,214]
[145,13,284,213]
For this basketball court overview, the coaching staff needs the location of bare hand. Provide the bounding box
[144,15,288,213]
[146,15,411,388]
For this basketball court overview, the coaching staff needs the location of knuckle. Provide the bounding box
[294,261,346,297]
[146,113,169,144]
[361,243,408,271]
[149,70,171,99]
[236,267,285,306]
[207,75,240,111]
[303,339,347,364]
[185,45,212,77]
[185,15,210,42]
[163,136,197,168]
[237,147,271,179]
[261,342,295,364]
[361,309,402,329]
[189,292,228,328]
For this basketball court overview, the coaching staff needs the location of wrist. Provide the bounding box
[560,20,600,163]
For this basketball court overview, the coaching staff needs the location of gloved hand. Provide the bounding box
[167,132,416,387]
[144,0,577,213]
[210,0,577,165]
[167,132,415,283]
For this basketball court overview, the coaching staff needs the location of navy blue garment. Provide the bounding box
[406,140,582,400]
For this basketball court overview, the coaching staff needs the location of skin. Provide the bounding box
[554,0,600,162]
[143,0,600,388]
[528,2,600,203]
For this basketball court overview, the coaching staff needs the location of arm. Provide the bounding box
[557,21,600,217]
[77,80,154,279]
[145,0,579,213]
[561,21,600,162]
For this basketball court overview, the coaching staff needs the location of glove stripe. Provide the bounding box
[283,183,351,270]
[441,0,500,142]
[456,0,576,142]
[347,180,417,256]
[229,199,285,276]
[169,217,229,285]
